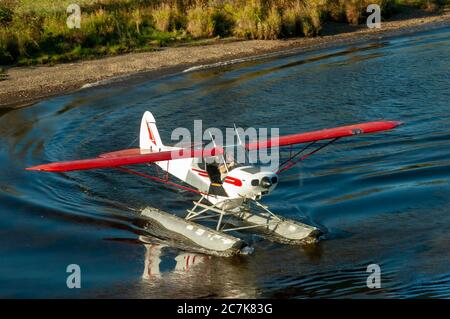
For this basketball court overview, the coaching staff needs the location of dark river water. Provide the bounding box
[1,27,449,298]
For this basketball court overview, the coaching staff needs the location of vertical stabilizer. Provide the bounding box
[140,111,163,150]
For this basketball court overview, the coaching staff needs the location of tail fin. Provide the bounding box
[140,111,163,150]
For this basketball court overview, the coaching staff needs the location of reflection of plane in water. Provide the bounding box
[139,235,259,298]
[136,233,326,298]
[142,241,211,280]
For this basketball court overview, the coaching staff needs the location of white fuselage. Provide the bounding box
[139,111,278,210]
[154,146,279,210]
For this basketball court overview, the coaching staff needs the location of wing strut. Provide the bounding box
[277,138,340,174]
[116,167,207,196]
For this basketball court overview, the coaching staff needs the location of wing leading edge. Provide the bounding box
[246,121,402,150]
[26,147,224,172]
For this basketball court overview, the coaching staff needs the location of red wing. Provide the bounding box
[26,147,223,172]
[246,121,402,150]
[27,121,401,173]
[98,148,142,158]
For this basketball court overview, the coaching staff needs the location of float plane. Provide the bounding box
[27,112,402,256]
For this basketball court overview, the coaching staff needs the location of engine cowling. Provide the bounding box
[223,166,278,200]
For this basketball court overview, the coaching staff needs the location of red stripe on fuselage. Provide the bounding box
[224,176,242,187]
[191,168,209,177]
[191,168,207,173]
[191,168,242,187]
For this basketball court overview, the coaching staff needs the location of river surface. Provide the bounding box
[0,27,449,298]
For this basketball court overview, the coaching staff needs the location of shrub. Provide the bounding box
[186,5,214,38]
[233,0,265,39]
[344,0,364,25]
[326,0,346,22]
[131,8,143,34]
[0,46,14,65]
[259,5,282,39]
[152,4,172,32]
[39,13,72,54]
[282,1,323,37]
[9,11,44,57]
[151,3,184,32]
[282,1,304,37]
[210,6,234,37]
[331,0,392,25]
[0,5,14,26]
[304,1,324,35]
[0,30,19,65]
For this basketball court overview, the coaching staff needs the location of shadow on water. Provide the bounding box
[0,27,449,298]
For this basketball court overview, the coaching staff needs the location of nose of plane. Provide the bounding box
[260,176,272,189]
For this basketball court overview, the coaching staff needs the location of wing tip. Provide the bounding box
[26,166,39,171]
[26,165,53,172]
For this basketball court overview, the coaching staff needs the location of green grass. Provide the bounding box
[0,0,448,66]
